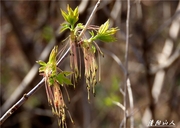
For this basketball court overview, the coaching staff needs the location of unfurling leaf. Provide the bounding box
[98,20,110,33]
[60,5,79,31]
[93,20,119,43]
[36,45,73,126]
[56,72,73,85]
[94,34,117,42]
[36,60,47,66]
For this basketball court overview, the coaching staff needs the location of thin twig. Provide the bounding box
[78,0,101,39]
[103,48,134,128]
[113,101,125,111]
[0,79,43,125]
[102,48,126,74]
[0,47,70,125]
[127,78,134,128]
[123,0,131,127]
[1,38,56,114]
[150,49,180,74]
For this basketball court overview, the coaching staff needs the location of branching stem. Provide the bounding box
[0,0,101,125]
[78,0,101,39]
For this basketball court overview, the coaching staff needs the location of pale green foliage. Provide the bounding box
[36,4,119,126]
[37,46,72,86]
[37,46,73,127]
[36,46,58,86]
[59,5,119,100]
[90,20,119,43]
[56,71,73,85]
[60,5,79,31]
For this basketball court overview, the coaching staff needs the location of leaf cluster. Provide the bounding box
[60,5,119,44]
[90,20,119,43]
[37,46,72,86]
[61,5,79,32]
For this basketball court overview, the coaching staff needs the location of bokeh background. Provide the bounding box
[1,0,180,128]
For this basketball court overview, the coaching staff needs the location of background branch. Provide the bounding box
[123,0,131,127]
[141,1,180,127]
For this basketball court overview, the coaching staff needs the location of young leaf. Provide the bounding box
[61,9,69,22]
[39,67,45,73]
[98,20,109,33]
[48,46,58,64]
[60,23,71,32]
[36,60,46,66]
[61,71,73,77]
[89,31,95,37]
[56,73,72,85]
[93,20,119,43]
[94,33,117,42]
[60,5,79,31]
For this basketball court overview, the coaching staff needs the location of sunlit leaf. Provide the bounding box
[60,5,79,31]
[60,23,71,32]
[36,60,47,66]
[95,34,117,42]
[98,20,109,33]
[91,20,119,43]
[89,31,95,37]
[61,9,69,22]
[39,67,45,72]
[48,46,58,64]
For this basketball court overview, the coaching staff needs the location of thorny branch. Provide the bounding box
[0,0,101,125]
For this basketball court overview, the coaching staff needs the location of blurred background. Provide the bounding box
[1,0,180,128]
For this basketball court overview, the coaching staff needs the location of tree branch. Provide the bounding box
[78,0,101,40]
[1,37,57,114]
[0,0,102,125]
[0,46,70,125]
[102,47,134,128]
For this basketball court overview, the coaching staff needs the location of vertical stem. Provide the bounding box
[127,78,134,128]
[124,0,130,127]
